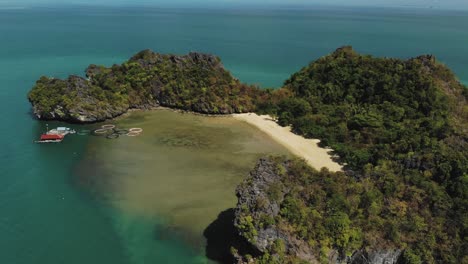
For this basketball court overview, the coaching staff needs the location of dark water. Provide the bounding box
[0,5,467,264]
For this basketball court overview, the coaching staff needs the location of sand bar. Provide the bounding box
[233,113,342,172]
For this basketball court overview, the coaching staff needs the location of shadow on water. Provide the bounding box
[154,224,207,253]
[203,208,261,264]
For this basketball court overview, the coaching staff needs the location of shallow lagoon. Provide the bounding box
[75,109,290,263]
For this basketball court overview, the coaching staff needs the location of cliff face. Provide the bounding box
[29,75,131,122]
[234,158,318,263]
[233,158,402,264]
[28,50,259,123]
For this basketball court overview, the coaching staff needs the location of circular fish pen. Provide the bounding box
[93,128,109,135]
[101,124,116,130]
[113,128,129,135]
[106,133,120,139]
[126,131,141,137]
[128,128,143,133]
[93,126,142,138]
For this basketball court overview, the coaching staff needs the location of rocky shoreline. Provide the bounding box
[28,50,260,123]
[232,158,402,264]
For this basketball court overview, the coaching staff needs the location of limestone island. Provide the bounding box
[28,47,467,264]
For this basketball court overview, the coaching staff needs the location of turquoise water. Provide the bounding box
[0,6,467,264]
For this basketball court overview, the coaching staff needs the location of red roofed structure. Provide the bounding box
[35,126,76,143]
[39,134,64,141]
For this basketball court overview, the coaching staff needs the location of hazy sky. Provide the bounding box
[1,0,468,10]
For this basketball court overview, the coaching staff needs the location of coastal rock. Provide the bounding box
[347,249,401,264]
[29,75,130,123]
[234,158,318,263]
[28,50,259,123]
[233,158,402,264]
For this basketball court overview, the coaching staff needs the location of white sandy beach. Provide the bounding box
[233,113,342,172]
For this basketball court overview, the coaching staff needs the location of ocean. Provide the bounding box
[0,5,467,264]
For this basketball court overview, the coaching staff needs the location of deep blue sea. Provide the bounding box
[0,5,467,264]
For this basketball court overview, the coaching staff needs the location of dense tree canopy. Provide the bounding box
[247,47,468,263]
[28,50,260,122]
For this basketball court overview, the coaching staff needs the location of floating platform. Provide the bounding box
[35,127,76,143]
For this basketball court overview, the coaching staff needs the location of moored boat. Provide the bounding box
[37,134,64,143]
[35,126,75,143]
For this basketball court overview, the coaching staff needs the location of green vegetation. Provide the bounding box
[28,47,467,263]
[237,215,258,242]
[245,47,467,263]
[28,50,260,122]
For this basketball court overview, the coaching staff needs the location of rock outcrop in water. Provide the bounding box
[28,50,260,122]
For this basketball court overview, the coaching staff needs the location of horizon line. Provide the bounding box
[1,2,468,12]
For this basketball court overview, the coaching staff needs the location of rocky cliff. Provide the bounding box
[233,157,403,264]
[28,50,260,123]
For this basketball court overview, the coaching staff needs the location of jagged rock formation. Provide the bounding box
[28,50,260,122]
[233,158,403,264]
[234,158,317,263]
[346,249,401,264]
